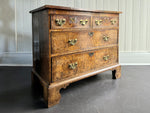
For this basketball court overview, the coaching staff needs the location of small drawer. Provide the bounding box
[52,47,118,82]
[51,30,118,54]
[51,15,91,29]
[93,14,119,28]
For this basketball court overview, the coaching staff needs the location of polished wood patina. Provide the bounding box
[30,5,122,107]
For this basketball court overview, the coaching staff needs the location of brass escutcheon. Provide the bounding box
[70,17,76,24]
[103,55,109,61]
[55,18,66,26]
[95,20,103,26]
[80,19,88,26]
[68,39,77,46]
[69,62,78,70]
[89,52,94,56]
[88,32,94,37]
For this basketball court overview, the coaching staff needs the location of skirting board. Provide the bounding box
[0,53,32,66]
[120,52,150,65]
[0,52,150,66]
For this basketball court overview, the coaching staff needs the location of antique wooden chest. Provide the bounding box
[30,5,122,107]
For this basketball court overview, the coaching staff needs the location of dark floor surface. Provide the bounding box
[0,66,150,113]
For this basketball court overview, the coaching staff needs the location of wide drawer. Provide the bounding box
[52,46,118,82]
[51,30,118,54]
[51,15,91,29]
[93,14,119,28]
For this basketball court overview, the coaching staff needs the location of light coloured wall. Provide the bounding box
[0,0,150,65]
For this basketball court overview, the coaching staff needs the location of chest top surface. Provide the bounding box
[30,5,122,14]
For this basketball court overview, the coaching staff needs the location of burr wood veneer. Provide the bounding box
[30,5,122,107]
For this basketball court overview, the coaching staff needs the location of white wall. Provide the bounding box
[0,0,150,65]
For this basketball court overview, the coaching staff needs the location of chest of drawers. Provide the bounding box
[30,5,121,107]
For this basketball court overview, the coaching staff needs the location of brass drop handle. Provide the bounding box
[68,39,77,46]
[103,36,109,41]
[110,19,116,25]
[80,19,88,26]
[103,55,109,61]
[55,18,66,26]
[69,62,78,70]
[95,20,103,25]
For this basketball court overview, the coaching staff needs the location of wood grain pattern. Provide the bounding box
[30,5,121,108]
[51,15,91,29]
[47,83,69,107]
[30,5,122,13]
[32,64,121,107]
[32,12,40,73]
[52,46,118,82]
[93,14,119,29]
[48,9,120,17]
[32,10,51,84]
[112,65,121,79]
[51,30,118,54]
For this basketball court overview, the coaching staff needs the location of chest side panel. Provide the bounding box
[32,10,51,83]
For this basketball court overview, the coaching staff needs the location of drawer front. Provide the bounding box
[51,15,91,29]
[52,47,118,82]
[51,30,118,54]
[93,14,119,28]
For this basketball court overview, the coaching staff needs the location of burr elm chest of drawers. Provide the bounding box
[30,5,122,107]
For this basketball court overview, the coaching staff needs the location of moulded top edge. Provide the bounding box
[29,5,122,14]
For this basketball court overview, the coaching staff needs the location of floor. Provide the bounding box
[0,66,150,113]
